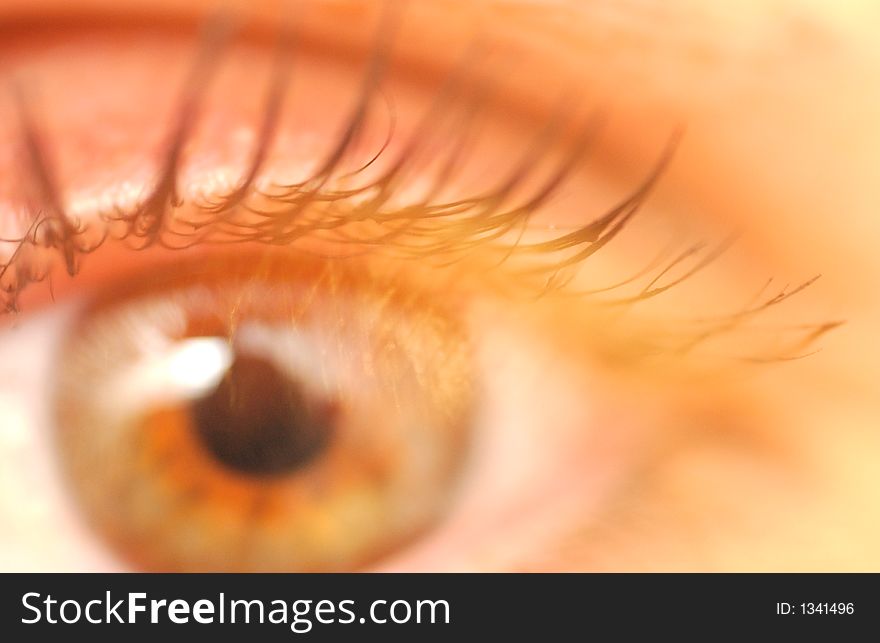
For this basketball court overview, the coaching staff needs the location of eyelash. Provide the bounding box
[0,9,838,365]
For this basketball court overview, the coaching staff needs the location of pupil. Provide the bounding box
[190,352,335,477]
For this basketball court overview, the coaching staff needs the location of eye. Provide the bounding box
[0,2,836,572]
[0,7,644,572]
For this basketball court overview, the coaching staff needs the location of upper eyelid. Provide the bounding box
[0,10,832,368]
[0,13,658,306]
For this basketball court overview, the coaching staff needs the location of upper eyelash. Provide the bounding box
[0,8,838,363]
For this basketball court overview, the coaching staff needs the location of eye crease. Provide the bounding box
[0,0,850,574]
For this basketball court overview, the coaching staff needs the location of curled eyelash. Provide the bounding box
[0,8,839,364]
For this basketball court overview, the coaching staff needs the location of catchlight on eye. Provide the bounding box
[52,252,474,571]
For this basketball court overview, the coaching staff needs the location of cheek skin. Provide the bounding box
[1,0,879,571]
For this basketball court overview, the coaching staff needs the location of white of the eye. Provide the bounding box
[0,302,124,571]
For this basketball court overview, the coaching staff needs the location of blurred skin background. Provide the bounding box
[0,0,878,571]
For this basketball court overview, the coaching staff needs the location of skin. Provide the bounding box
[0,0,878,571]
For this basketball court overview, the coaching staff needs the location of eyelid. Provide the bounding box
[0,11,833,373]
[0,19,609,307]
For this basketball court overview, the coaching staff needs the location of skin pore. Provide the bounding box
[0,0,879,571]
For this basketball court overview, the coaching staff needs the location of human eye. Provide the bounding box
[0,0,866,572]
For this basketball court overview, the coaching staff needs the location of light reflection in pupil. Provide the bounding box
[191,350,336,477]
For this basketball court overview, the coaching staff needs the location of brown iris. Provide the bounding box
[53,251,474,571]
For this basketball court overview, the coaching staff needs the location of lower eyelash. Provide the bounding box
[0,8,837,364]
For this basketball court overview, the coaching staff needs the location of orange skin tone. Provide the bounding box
[0,0,878,571]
